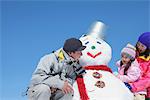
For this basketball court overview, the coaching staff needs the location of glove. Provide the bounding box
[124,82,132,90]
[113,71,118,76]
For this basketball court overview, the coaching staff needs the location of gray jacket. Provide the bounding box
[29,48,80,89]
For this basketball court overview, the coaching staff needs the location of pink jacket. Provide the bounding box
[116,59,141,83]
[130,56,150,98]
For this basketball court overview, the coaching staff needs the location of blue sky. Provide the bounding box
[1,0,150,100]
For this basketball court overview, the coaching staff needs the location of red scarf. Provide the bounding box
[76,65,112,100]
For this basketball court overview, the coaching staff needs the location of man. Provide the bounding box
[27,38,86,100]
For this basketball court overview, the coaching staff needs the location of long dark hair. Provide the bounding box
[136,43,150,58]
[120,59,135,75]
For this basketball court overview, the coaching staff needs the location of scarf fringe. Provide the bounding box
[76,76,89,100]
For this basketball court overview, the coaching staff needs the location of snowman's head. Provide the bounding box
[79,21,112,66]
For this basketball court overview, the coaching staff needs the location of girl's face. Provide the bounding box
[121,53,131,65]
[136,42,147,54]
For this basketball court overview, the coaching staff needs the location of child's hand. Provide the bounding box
[113,71,118,76]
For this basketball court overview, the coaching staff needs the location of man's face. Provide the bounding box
[136,42,147,54]
[69,51,83,61]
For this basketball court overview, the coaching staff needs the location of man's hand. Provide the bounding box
[62,81,73,94]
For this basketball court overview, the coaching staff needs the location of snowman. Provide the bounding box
[73,21,134,100]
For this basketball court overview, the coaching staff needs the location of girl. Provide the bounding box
[116,43,147,100]
[116,43,141,83]
[129,32,150,100]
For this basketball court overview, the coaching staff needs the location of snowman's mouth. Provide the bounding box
[87,52,102,58]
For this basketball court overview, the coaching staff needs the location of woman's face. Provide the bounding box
[136,42,147,54]
[121,53,131,65]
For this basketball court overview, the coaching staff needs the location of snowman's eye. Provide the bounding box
[85,41,89,45]
[97,41,101,44]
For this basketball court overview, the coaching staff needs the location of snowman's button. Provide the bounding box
[95,81,105,88]
[93,72,102,79]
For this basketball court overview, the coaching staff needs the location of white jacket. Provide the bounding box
[29,48,78,89]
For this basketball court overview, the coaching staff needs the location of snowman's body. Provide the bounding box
[73,21,134,100]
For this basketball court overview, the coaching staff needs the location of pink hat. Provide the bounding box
[121,44,136,59]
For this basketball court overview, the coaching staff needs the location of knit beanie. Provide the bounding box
[138,32,150,49]
[121,44,136,59]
